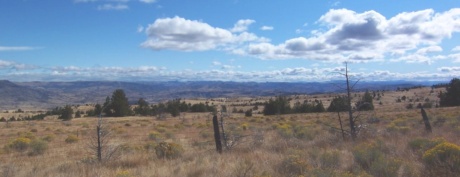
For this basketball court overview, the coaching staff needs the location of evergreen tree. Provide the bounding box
[439,78,460,107]
[134,98,151,116]
[356,90,374,111]
[263,96,291,115]
[314,101,326,112]
[110,89,132,117]
[94,104,102,116]
[327,96,349,112]
[103,96,112,116]
[58,105,73,121]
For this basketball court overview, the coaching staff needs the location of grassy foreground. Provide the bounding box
[1,88,460,177]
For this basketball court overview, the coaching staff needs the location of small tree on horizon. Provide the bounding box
[110,89,132,117]
[356,90,374,111]
[134,98,151,116]
[58,105,73,121]
[327,96,349,112]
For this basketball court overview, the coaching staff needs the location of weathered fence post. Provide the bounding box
[212,115,222,153]
[421,107,432,133]
[97,125,102,161]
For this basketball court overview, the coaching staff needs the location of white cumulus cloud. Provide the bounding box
[97,4,129,10]
[260,26,274,31]
[141,17,267,51]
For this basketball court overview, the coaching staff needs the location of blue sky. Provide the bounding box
[1,0,460,82]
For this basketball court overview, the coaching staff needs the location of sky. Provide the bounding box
[1,0,460,82]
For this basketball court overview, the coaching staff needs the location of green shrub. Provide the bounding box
[116,170,133,177]
[408,137,445,152]
[148,131,162,141]
[165,131,175,139]
[319,150,340,169]
[155,142,184,159]
[42,134,55,142]
[368,156,401,177]
[144,142,157,152]
[353,141,402,177]
[7,137,31,152]
[353,142,384,170]
[199,131,211,139]
[241,122,249,130]
[28,139,48,155]
[65,135,79,143]
[422,142,460,176]
[278,152,309,176]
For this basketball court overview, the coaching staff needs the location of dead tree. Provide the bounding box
[344,63,357,140]
[328,62,369,141]
[88,104,120,163]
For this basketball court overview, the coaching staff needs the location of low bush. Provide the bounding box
[422,142,460,176]
[319,150,341,169]
[353,141,401,177]
[116,170,133,177]
[42,134,55,142]
[65,135,79,143]
[7,137,31,152]
[148,131,162,141]
[154,142,184,159]
[28,139,48,156]
[278,151,309,176]
[408,137,445,152]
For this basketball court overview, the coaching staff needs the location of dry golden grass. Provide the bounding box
[0,87,459,177]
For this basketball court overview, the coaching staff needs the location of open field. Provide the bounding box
[1,87,459,177]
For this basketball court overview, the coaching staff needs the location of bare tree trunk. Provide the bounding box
[345,63,357,140]
[337,112,346,140]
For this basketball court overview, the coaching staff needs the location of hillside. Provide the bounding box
[0,80,444,110]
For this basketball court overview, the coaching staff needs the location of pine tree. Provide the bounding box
[327,96,349,112]
[110,89,132,117]
[439,78,460,107]
[58,105,73,121]
[356,90,374,111]
[134,98,151,116]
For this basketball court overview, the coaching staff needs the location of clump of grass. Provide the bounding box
[278,150,309,176]
[6,137,31,152]
[148,131,162,141]
[352,140,401,177]
[386,119,410,134]
[408,137,445,152]
[112,127,126,134]
[41,134,55,142]
[28,139,48,156]
[241,122,249,130]
[65,135,79,143]
[319,150,341,169]
[199,131,211,139]
[156,127,167,133]
[116,170,133,177]
[154,142,184,159]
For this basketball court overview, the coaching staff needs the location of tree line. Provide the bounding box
[263,90,374,115]
[35,89,218,120]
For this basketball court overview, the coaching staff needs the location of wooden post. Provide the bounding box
[421,107,432,133]
[97,125,102,161]
[212,115,222,153]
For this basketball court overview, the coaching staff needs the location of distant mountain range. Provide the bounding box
[0,80,445,110]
